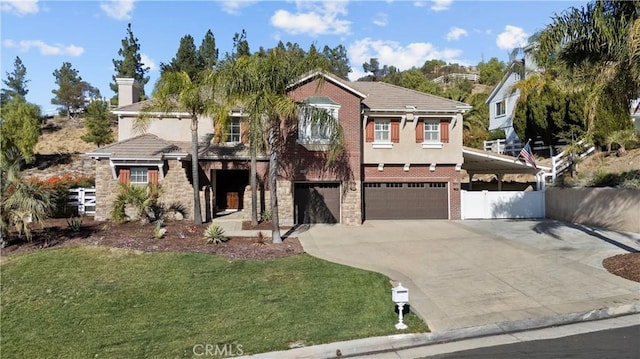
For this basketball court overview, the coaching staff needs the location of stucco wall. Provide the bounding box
[546,187,640,234]
[363,115,464,164]
[118,115,214,142]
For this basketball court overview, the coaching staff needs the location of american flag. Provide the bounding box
[518,141,537,169]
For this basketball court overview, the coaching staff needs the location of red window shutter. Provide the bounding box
[148,169,159,185]
[118,168,130,185]
[440,120,450,143]
[415,121,424,143]
[240,121,246,143]
[391,121,400,143]
[365,120,374,142]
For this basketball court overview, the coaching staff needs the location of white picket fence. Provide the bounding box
[68,187,96,215]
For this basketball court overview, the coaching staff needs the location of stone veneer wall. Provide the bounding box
[341,181,362,225]
[94,160,119,221]
[94,159,207,222]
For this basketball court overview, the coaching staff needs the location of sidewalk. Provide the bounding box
[240,219,640,358]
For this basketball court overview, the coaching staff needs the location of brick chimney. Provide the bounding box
[115,78,140,108]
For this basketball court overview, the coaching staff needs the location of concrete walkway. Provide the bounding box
[296,219,640,333]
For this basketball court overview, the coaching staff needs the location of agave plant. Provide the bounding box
[204,224,227,244]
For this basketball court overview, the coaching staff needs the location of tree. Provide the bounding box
[420,59,446,79]
[1,56,29,104]
[463,92,490,148]
[51,62,86,119]
[198,29,219,70]
[161,35,200,80]
[228,29,250,60]
[143,70,224,225]
[477,57,506,86]
[111,23,150,102]
[220,48,338,243]
[0,96,41,163]
[81,100,114,147]
[362,58,389,81]
[535,0,639,140]
[322,44,351,79]
[1,148,55,244]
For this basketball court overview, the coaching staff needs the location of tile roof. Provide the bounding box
[349,81,470,113]
[87,134,187,160]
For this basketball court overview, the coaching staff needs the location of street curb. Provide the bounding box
[238,303,640,359]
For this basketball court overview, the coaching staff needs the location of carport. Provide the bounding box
[462,147,549,190]
[461,147,550,219]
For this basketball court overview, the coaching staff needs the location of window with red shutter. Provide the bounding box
[365,120,374,142]
[440,120,450,143]
[118,168,130,184]
[391,121,400,143]
[415,121,424,143]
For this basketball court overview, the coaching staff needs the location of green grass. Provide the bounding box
[1,247,427,358]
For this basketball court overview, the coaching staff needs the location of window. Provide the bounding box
[496,100,506,117]
[226,118,241,143]
[130,168,148,185]
[374,119,390,142]
[298,105,339,143]
[424,120,440,142]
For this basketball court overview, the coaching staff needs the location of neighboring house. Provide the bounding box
[485,44,539,145]
[88,74,470,225]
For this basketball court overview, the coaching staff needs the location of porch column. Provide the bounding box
[496,173,504,191]
[467,171,474,190]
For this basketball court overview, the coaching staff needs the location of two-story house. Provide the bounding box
[485,44,539,147]
[88,73,470,225]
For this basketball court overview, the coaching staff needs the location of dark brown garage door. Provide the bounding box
[294,183,340,224]
[364,182,448,220]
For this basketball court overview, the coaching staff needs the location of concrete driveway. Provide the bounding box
[295,219,640,333]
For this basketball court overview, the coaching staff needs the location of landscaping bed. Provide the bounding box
[603,253,640,283]
[1,217,303,260]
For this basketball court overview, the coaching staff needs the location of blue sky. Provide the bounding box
[1,0,587,113]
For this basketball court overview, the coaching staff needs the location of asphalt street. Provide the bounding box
[422,325,640,359]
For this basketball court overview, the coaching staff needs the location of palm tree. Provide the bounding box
[140,70,224,225]
[535,0,640,137]
[220,48,339,243]
[1,148,55,243]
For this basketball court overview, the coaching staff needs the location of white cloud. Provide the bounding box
[446,27,467,41]
[0,0,39,15]
[413,2,426,7]
[221,1,257,15]
[3,39,84,56]
[431,0,452,11]
[140,54,156,71]
[496,25,529,50]
[372,12,388,27]
[100,0,135,20]
[270,1,351,36]
[347,38,464,80]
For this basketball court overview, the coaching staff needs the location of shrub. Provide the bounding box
[152,220,167,239]
[66,216,83,232]
[110,184,162,224]
[260,209,271,222]
[204,224,227,244]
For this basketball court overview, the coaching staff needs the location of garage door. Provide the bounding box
[294,183,340,224]
[364,182,448,220]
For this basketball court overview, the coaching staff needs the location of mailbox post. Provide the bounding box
[391,283,409,330]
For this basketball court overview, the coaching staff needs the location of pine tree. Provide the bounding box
[51,62,86,119]
[198,29,218,70]
[322,45,351,79]
[1,56,29,105]
[81,100,114,147]
[160,35,200,79]
[111,23,150,101]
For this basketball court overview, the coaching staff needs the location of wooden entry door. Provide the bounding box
[226,192,239,210]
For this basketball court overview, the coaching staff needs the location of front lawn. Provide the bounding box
[1,247,427,358]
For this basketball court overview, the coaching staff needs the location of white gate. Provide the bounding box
[461,190,545,219]
[68,187,96,215]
